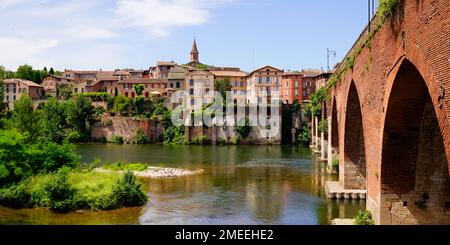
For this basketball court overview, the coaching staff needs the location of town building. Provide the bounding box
[185,69,214,110]
[210,67,248,101]
[2,79,44,109]
[168,64,187,92]
[246,65,283,104]
[42,74,74,97]
[301,69,322,102]
[281,72,303,104]
[186,38,200,67]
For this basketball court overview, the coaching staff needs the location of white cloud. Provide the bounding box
[0,0,238,70]
[115,0,235,38]
[0,37,58,69]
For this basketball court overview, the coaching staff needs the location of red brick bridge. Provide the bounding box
[312,0,450,224]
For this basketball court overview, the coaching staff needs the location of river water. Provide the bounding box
[0,144,365,225]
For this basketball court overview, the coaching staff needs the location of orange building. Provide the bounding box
[281,72,303,104]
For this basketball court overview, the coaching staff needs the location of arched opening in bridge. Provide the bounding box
[342,82,366,190]
[380,60,450,224]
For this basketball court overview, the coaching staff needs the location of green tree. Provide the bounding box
[40,98,69,142]
[67,94,95,140]
[9,95,41,142]
[49,67,55,75]
[134,84,144,96]
[236,119,252,139]
[214,76,232,101]
[15,65,34,81]
[113,96,132,116]
[134,96,145,115]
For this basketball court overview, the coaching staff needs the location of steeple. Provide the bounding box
[190,38,199,64]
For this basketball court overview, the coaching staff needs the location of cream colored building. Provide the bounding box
[2,79,44,109]
[185,69,215,110]
[246,65,283,104]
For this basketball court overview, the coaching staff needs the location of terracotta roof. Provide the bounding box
[302,69,323,78]
[168,65,186,80]
[157,61,176,66]
[248,65,283,76]
[43,74,74,81]
[210,70,248,77]
[4,79,43,87]
[117,78,168,84]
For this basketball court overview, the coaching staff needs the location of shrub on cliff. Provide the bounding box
[136,129,147,144]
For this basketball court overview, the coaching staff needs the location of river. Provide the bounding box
[0,144,365,225]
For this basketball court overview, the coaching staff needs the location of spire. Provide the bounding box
[191,38,199,53]
[190,38,199,64]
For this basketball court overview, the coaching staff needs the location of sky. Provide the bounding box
[0,0,379,72]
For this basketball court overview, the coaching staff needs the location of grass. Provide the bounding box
[1,169,148,212]
[103,162,149,172]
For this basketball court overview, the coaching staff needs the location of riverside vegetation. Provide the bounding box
[0,94,148,212]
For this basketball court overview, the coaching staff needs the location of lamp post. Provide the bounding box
[327,48,336,71]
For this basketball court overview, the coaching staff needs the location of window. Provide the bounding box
[275,77,278,85]
[285,82,289,88]
[205,79,210,87]
[123,84,126,89]
[6,85,9,93]
[197,88,202,96]
[13,95,16,100]
[258,77,262,84]
[191,99,196,106]
[190,79,194,86]
[6,96,9,101]
[303,91,306,96]
[176,82,180,89]
[145,92,149,98]
[125,92,129,97]
[13,85,16,93]
[205,88,210,95]
[266,77,270,84]
[131,92,135,98]
[75,88,78,93]
[170,83,174,88]
[295,90,298,96]
[295,81,299,87]
[189,88,194,96]
[128,84,132,89]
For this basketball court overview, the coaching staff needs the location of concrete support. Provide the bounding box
[327,116,333,171]
[314,117,319,152]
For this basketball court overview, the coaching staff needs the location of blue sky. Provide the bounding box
[0,0,379,72]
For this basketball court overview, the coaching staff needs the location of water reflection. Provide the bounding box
[0,145,365,225]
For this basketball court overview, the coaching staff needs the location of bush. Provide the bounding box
[162,125,185,144]
[113,96,132,116]
[111,135,124,144]
[136,129,146,144]
[94,106,107,117]
[378,0,399,19]
[44,168,82,213]
[354,210,375,225]
[81,92,110,102]
[190,136,211,145]
[318,120,328,134]
[236,119,252,139]
[24,142,78,174]
[65,131,82,143]
[113,172,148,207]
[97,136,107,143]
[0,181,32,208]
[297,122,311,147]
[229,137,240,145]
[217,138,227,146]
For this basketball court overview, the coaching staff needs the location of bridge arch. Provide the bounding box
[341,81,367,190]
[380,59,450,224]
